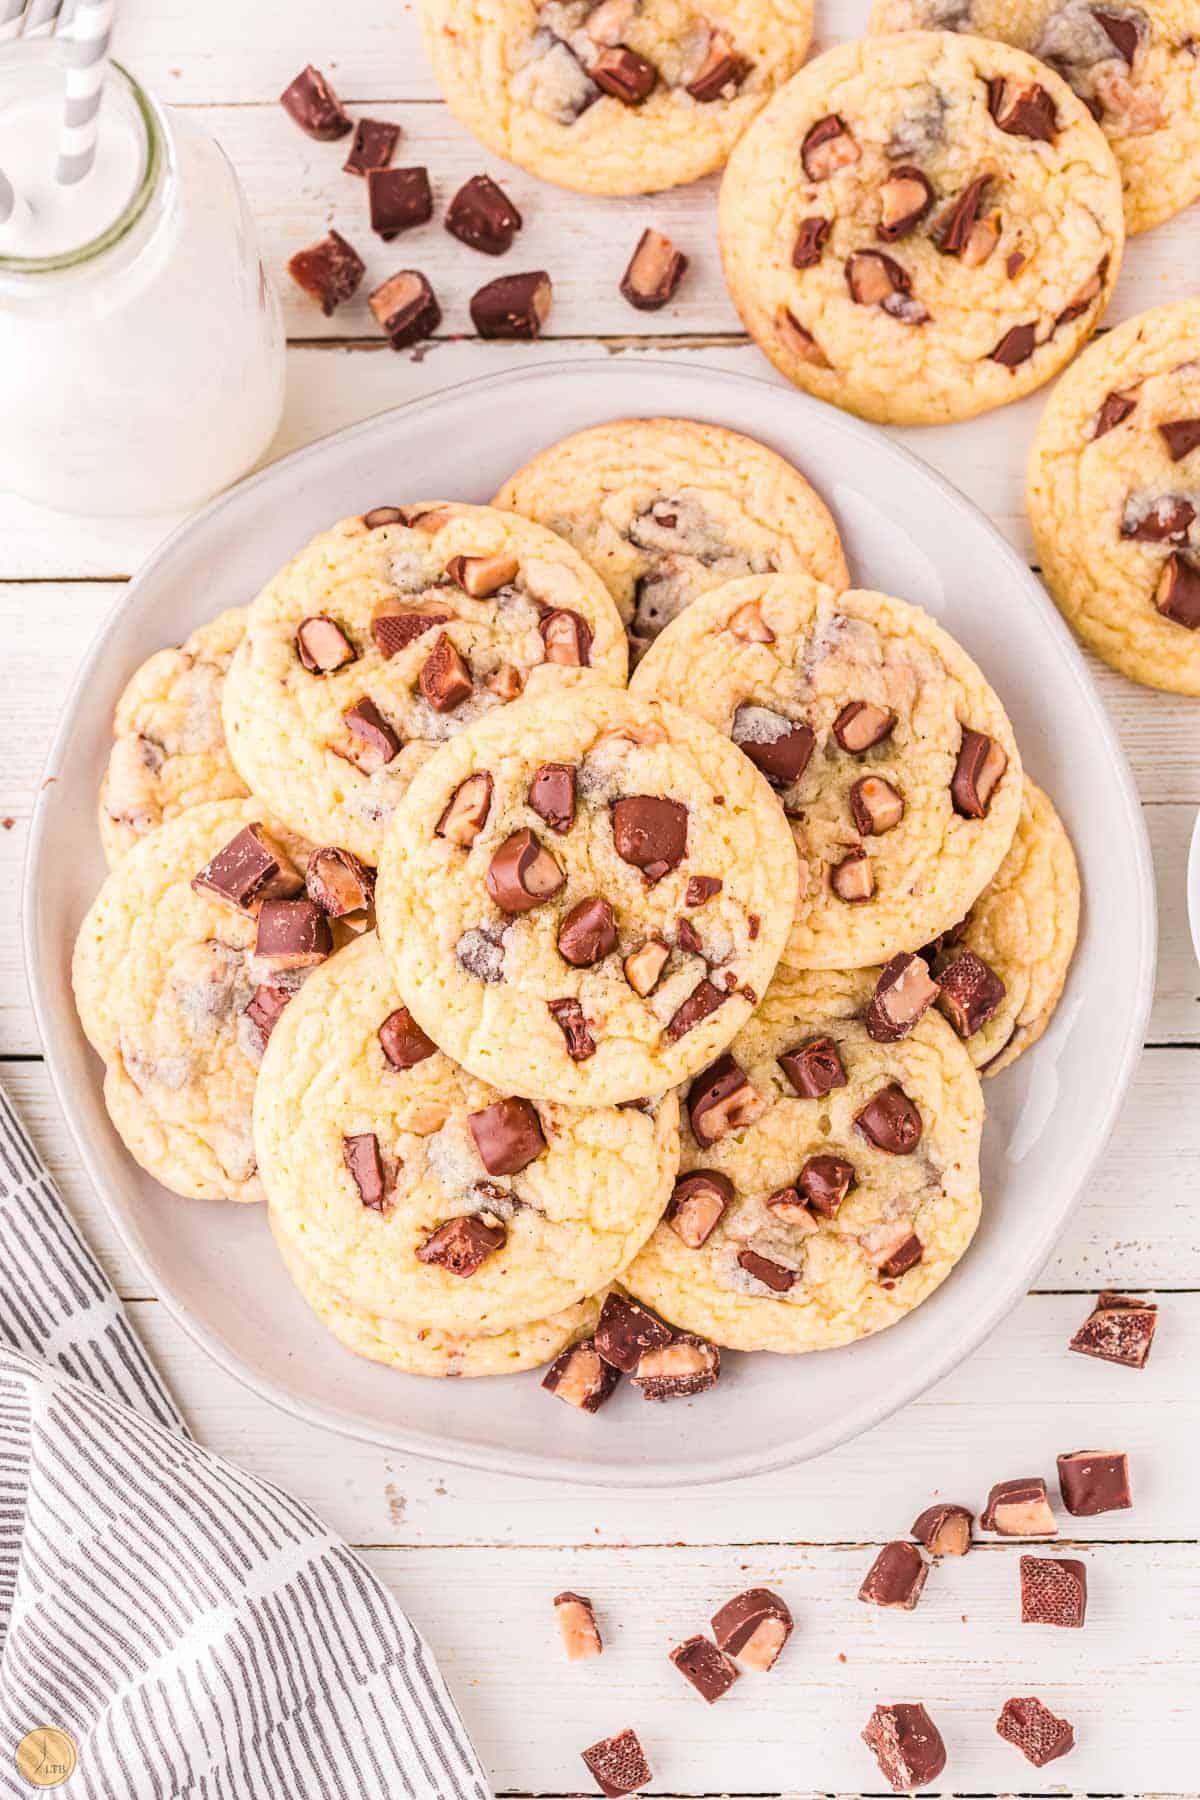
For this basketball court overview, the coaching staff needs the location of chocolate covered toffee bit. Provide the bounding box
[369,270,442,349]
[667,1169,733,1248]
[766,1186,815,1229]
[802,113,860,181]
[470,271,552,339]
[558,898,617,968]
[854,1084,922,1154]
[529,763,576,833]
[665,977,727,1039]
[344,117,401,175]
[193,823,302,912]
[419,633,473,711]
[1159,418,1200,463]
[686,27,751,100]
[371,610,450,656]
[622,936,669,996]
[447,550,520,596]
[1069,1291,1158,1368]
[982,1476,1057,1536]
[935,948,1005,1037]
[1056,1449,1132,1516]
[731,703,814,786]
[833,699,896,752]
[288,231,367,315]
[416,1213,506,1276]
[877,166,933,241]
[306,845,374,918]
[669,1635,740,1703]
[343,697,402,771]
[711,1588,792,1670]
[554,1592,602,1660]
[343,1133,386,1211]
[255,898,333,971]
[859,1219,923,1279]
[595,1292,673,1372]
[540,607,593,665]
[1094,389,1137,437]
[792,214,830,269]
[688,1054,765,1146]
[911,1502,973,1556]
[378,1005,437,1069]
[468,1096,546,1174]
[849,774,904,835]
[1020,1554,1087,1628]
[593,44,657,104]
[862,1703,946,1791]
[1155,555,1200,630]
[987,76,1059,141]
[797,1154,855,1217]
[611,795,687,879]
[368,167,434,239]
[620,229,688,311]
[737,1247,796,1292]
[951,728,1007,817]
[437,771,493,845]
[544,1339,620,1413]
[831,848,874,903]
[549,997,596,1059]
[244,984,290,1049]
[297,614,355,673]
[686,875,722,906]
[580,1727,651,1796]
[858,1541,928,1610]
[996,1695,1075,1767]
[779,1034,846,1098]
[990,321,1037,368]
[486,829,565,913]
[631,1333,720,1400]
[280,64,352,139]
[446,173,522,254]
[866,952,939,1043]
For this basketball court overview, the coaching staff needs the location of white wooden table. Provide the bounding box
[4,1,1198,1792]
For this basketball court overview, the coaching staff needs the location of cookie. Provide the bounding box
[255,933,679,1332]
[623,966,984,1353]
[629,572,1023,970]
[99,607,249,866]
[220,505,628,867]
[272,1217,605,1377]
[718,32,1125,425]
[493,417,849,660]
[867,0,1200,234]
[418,0,814,196]
[375,670,798,1105]
[1026,296,1200,695]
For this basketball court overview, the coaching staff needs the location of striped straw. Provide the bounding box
[54,0,113,186]
[0,0,25,43]
[22,0,62,34]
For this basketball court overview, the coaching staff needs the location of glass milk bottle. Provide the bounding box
[0,42,285,515]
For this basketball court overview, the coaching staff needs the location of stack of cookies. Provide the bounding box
[74,418,1080,1407]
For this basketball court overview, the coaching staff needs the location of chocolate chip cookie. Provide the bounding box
[374,670,799,1105]
[221,505,628,867]
[623,965,984,1353]
[718,32,1125,424]
[629,572,1023,970]
[1027,295,1200,693]
[493,417,849,660]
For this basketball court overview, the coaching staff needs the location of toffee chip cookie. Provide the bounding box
[255,933,679,1332]
[718,32,1124,425]
[867,0,1200,234]
[623,966,984,1353]
[630,572,1022,970]
[418,0,815,196]
[493,417,849,659]
[375,671,799,1105]
[100,606,249,866]
[1027,296,1200,694]
[221,505,628,866]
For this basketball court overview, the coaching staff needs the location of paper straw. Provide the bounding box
[23,0,61,34]
[0,0,26,43]
[54,0,113,186]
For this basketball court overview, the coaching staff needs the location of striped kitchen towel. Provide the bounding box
[0,1083,491,1800]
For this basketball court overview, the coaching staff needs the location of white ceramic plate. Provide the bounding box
[1189,810,1200,972]
[25,360,1155,1487]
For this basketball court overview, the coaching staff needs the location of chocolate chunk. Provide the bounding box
[862,1703,947,1791]
[379,1006,437,1070]
[368,166,433,240]
[544,1339,620,1413]
[849,775,904,835]
[297,615,355,674]
[952,729,1007,816]
[684,877,720,908]
[1056,1449,1132,1516]
[867,952,940,1043]
[859,1219,924,1278]
[623,936,669,996]
[445,173,522,255]
[665,978,727,1041]
[832,848,875,903]
[470,271,552,339]
[1155,554,1200,630]
[798,1153,855,1217]
[539,607,593,666]
[1020,1554,1087,1628]
[711,1588,792,1670]
[343,1133,386,1210]
[447,551,519,597]
[529,763,576,833]
[469,1096,546,1175]
[416,1212,506,1277]
[342,697,401,772]
[580,1727,651,1796]
[611,795,687,880]
[620,228,687,310]
[371,610,450,657]
[731,704,815,786]
[936,948,1005,1037]
[997,1695,1075,1767]
[1158,417,1200,462]
[287,231,366,316]
[737,1247,796,1293]
[676,916,702,956]
[859,1540,927,1610]
[437,771,493,845]
[878,166,934,240]
[457,926,505,981]
[1095,389,1137,437]
[1123,495,1196,543]
[778,307,830,367]
[244,983,291,1050]
[991,321,1038,367]
[592,44,657,103]
[193,823,303,912]
[368,270,441,349]
[1056,259,1108,329]
[666,1170,733,1248]
[688,1053,765,1146]
[855,1084,922,1154]
[558,896,617,967]
[548,997,596,1060]
[933,173,989,255]
[792,215,830,268]
[344,117,401,175]
[632,1333,720,1400]
[1069,1291,1158,1368]
[670,1635,740,1703]
[486,829,565,914]
[595,1292,674,1372]
[982,1476,1057,1536]
[988,76,1058,139]
[912,1502,973,1556]
[254,898,332,970]
[279,64,352,140]
[779,1035,847,1099]
[686,28,751,100]
[554,1592,602,1661]
[801,112,860,180]
[1094,7,1141,61]
[833,700,896,753]
[419,633,473,712]
[306,845,374,917]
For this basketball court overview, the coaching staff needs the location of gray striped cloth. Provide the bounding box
[0,1084,491,1800]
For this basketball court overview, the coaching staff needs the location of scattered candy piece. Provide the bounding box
[858,1541,927,1611]
[1069,1292,1158,1369]
[554,1591,602,1661]
[1056,1449,1132,1517]
[1020,1554,1087,1628]
[996,1695,1075,1767]
[861,1702,946,1790]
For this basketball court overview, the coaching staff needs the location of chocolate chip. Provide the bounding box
[611,795,687,880]
[779,1035,847,1099]
[1006,247,1027,277]
[539,607,593,666]
[688,1053,765,1146]
[580,1727,651,1795]
[731,704,815,787]
[620,228,687,310]
[1095,388,1137,437]
[912,1502,974,1556]
[798,1153,855,1217]
[711,1588,792,1670]
[951,729,1007,816]
[558,896,617,967]
[279,64,352,139]
[831,848,875,903]
[867,952,940,1042]
[792,215,830,269]
[529,763,576,834]
[801,112,860,180]
[416,1212,506,1276]
[988,76,1058,139]
[417,633,472,713]
[737,1247,796,1292]
[1094,7,1141,61]
[554,1592,602,1661]
[631,1333,720,1400]
[623,936,669,996]
[379,1006,437,1070]
[437,771,493,845]
[368,270,442,349]
[287,231,366,316]
[545,1339,622,1413]
[936,948,1005,1036]
[595,1293,673,1372]
[982,1476,1057,1536]
[445,173,522,255]
[862,1703,946,1791]
[486,829,564,915]
[1069,1291,1158,1368]
[468,1096,546,1175]
[344,117,401,175]
[686,28,751,100]
[855,1083,922,1154]
[996,1695,1075,1767]
[1157,417,1200,462]
[548,997,596,1059]
[470,271,552,339]
[343,1132,386,1210]
[665,977,727,1041]
[592,43,657,103]
[1020,1554,1087,1628]
[849,775,904,834]
[877,165,933,240]
[368,166,433,240]
[833,700,896,753]
[1057,1449,1131,1516]
[193,823,303,912]
[447,551,519,596]
[1155,554,1200,630]
[670,1634,739,1703]
[858,1541,927,1610]
[244,984,291,1049]
[306,845,374,918]
[933,173,990,255]
[253,898,332,970]
[991,321,1038,367]
[372,610,450,657]
[676,916,702,956]
[342,697,401,772]
[667,1169,733,1248]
